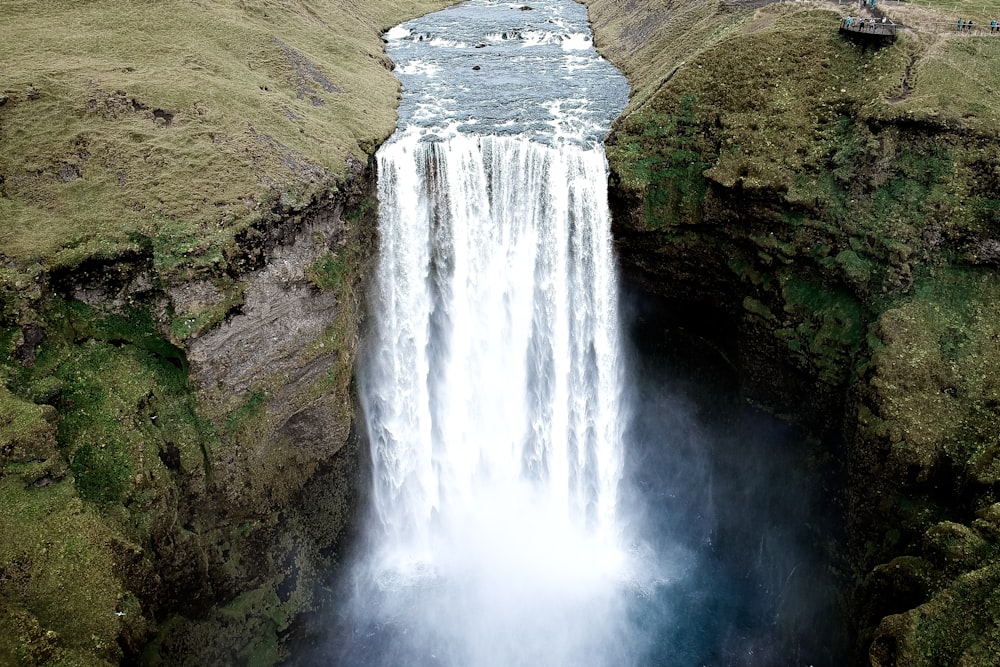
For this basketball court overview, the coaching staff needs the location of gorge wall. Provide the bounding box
[584,0,1000,664]
[0,1,457,664]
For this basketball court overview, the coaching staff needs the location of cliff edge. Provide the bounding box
[0,1,456,664]
[585,0,1000,663]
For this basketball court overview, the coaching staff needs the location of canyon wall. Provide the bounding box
[3,0,999,664]
[584,0,1000,663]
[0,1,457,664]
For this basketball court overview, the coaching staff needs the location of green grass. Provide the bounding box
[586,0,752,111]
[0,476,131,666]
[4,301,214,505]
[0,0,459,274]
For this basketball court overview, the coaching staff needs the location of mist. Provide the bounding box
[289,284,848,667]
[614,285,848,665]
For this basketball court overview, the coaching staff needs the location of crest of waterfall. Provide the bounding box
[365,131,625,575]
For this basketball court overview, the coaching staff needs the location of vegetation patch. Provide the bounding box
[0,0,458,277]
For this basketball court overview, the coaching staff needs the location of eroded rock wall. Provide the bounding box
[585,0,1000,663]
[2,171,376,665]
[0,0,461,663]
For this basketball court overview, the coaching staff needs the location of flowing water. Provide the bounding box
[357,1,632,664]
[353,1,632,664]
[303,1,846,665]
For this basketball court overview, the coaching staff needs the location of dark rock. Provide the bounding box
[14,323,45,364]
[152,108,174,126]
[58,163,81,182]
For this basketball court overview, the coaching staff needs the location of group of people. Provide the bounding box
[842,15,891,32]
[957,19,1000,34]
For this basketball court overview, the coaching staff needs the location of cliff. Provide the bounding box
[584,0,1000,663]
[5,0,1000,664]
[0,1,457,664]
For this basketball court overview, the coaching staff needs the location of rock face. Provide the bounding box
[0,1,460,665]
[1,173,376,666]
[584,0,1000,663]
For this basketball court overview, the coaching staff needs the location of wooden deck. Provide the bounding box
[840,17,897,37]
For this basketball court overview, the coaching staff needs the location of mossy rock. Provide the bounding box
[586,0,1000,663]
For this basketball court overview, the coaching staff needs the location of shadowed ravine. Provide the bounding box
[293,1,845,664]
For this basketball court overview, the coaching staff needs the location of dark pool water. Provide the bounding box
[616,285,849,666]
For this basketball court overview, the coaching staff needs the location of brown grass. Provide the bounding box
[0,0,458,271]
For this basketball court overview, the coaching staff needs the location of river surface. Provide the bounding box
[292,1,845,665]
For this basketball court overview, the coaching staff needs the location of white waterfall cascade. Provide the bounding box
[360,130,630,663]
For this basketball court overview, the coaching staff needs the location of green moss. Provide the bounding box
[0,477,141,665]
[862,267,1000,508]
[1,299,214,510]
[902,564,1000,666]
[612,95,712,228]
[223,391,268,436]
[0,385,58,466]
[304,251,348,293]
[835,249,874,291]
[784,274,865,348]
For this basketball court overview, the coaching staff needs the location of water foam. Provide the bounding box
[348,2,635,664]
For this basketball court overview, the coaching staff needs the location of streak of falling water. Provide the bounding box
[370,133,624,569]
[353,1,636,664]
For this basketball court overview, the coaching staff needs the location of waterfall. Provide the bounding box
[367,130,624,559]
[360,128,629,667]
[308,5,846,664]
[348,2,633,664]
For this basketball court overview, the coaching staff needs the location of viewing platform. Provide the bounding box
[840,16,897,38]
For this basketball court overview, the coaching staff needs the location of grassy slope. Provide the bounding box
[0,1,457,665]
[587,0,1000,663]
[0,0,451,272]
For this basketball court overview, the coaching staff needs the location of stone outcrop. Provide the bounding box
[2,172,375,666]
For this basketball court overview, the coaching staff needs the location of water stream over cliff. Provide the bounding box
[293,1,845,664]
[353,2,632,663]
